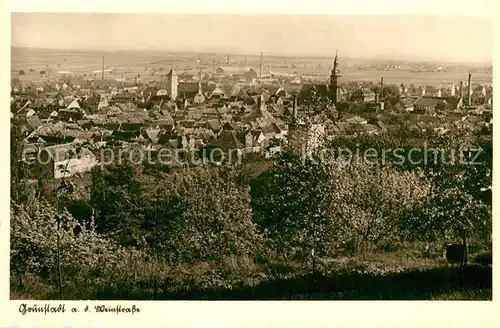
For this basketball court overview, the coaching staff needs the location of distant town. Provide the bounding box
[10,47,493,178]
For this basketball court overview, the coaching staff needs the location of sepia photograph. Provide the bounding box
[9,10,493,303]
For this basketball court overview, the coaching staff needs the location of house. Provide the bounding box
[413,96,462,114]
[222,121,238,131]
[251,130,266,150]
[97,97,109,111]
[81,93,101,113]
[119,122,142,132]
[24,108,37,118]
[216,67,254,77]
[24,116,42,134]
[243,69,258,80]
[351,88,376,103]
[119,103,139,112]
[106,106,123,116]
[67,99,82,111]
[149,119,175,131]
[58,109,85,123]
[206,119,223,135]
[141,128,161,144]
[158,134,189,150]
[408,114,439,124]
[113,92,137,104]
[37,143,98,179]
[111,130,141,142]
[396,98,416,112]
[205,130,253,162]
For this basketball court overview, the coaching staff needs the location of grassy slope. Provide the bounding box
[11,244,492,300]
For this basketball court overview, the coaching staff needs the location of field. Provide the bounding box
[11,47,493,86]
[11,243,492,300]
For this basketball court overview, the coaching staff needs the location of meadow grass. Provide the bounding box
[11,242,492,300]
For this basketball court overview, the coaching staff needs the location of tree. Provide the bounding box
[251,151,342,274]
[330,161,429,256]
[90,161,145,247]
[399,128,492,265]
[148,167,260,263]
[401,186,491,265]
[19,70,25,75]
[302,87,334,114]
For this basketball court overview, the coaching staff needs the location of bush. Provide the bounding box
[10,199,142,297]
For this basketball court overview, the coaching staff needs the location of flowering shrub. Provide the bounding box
[10,199,135,284]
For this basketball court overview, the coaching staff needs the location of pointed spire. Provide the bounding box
[167,64,176,76]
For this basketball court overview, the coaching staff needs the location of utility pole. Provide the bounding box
[56,215,63,300]
[259,52,263,78]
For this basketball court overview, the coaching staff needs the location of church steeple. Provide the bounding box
[332,49,339,74]
[330,49,341,105]
[193,67,205,104]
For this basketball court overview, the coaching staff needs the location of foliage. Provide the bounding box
[400,186,491,243]
[147,167,261,263]
[90,162,145,247]
[330,161,430,254]
[302,87,335,113]
[252,151,344,260]
[10,199,136,283]
[253,148,431,259]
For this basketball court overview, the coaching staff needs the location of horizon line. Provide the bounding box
[11,45,493,66]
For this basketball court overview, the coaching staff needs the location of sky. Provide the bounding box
[11,13,493,63]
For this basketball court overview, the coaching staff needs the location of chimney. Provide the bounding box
[379,77,384,101]
[460,81,463,99]
[468,73,472,106]
[260,52,263,78]
[226,55,230,67]
[244,56,248,68]
[101,56,104,80]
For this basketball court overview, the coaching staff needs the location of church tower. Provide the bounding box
[330,49,341,105]
[166,66,178,100]
[193,67,205,104]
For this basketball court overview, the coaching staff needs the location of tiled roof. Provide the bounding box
[42,143,94,163]
[209,130,245,150]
